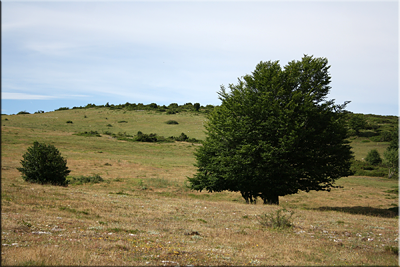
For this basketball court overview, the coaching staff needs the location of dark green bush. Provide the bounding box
[135,132,158,142]
[165,120,179,125]
[66,120,73,124]
[118,120,128,123]
[17,141,70,186]
[176,132,188,141]
[365,149,382,166]
[17,111,30,115]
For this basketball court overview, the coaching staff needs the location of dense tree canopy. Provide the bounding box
[188,55,354,205]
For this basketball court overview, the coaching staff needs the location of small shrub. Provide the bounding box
[365,149,382,166]
[66,120,73,124]
[17,141,70,186]
[118,120,128,123]
[385,246,399,255]
[106,124,112,127]
[17,111,30,115]
[257,209,294,229]
[165,120,179,125]
[176,132,188,141]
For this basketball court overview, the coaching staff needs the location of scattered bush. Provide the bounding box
[257,209,294,229]
[135,132,158,142]
[17,111,30,115]
[175,132,188,141]
[74,131,101,137]
[118,121,128,123]
[55,107,70,111]
[17,141,70,186]
[165,120,179,125]
[66,120,73,124]
[365,149,382,166]
[106,124,112,127]
[68,174,104,185]
[350,160,387,177]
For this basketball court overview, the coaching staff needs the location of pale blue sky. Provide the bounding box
[2,1,398,115]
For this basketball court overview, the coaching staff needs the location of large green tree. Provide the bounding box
[188,55,354,205]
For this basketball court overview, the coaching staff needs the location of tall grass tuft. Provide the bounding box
[257,209,294,229]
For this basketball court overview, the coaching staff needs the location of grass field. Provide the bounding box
[1,109,398,266]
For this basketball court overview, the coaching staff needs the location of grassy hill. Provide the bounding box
[1,107,398,266]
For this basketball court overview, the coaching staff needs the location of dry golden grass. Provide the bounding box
[1,111,399,266]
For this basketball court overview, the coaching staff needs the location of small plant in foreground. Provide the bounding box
[17,141,70,186]
[385,245,399,255]
[257,208,294,229]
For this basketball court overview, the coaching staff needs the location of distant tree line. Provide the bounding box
[54,102,215,113]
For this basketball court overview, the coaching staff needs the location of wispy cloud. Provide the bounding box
[2,92,89,100]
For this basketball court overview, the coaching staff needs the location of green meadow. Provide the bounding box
[1,107,398,266]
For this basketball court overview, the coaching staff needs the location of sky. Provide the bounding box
[2,0,399,116]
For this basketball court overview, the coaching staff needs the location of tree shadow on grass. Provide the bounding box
[314,206,398,218]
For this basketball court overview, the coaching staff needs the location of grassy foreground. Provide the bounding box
[1,109,399,266]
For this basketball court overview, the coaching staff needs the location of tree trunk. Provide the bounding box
[262,194,279,205]
[241,191,250,204]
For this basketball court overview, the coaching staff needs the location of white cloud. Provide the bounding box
[2,92,57,100]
